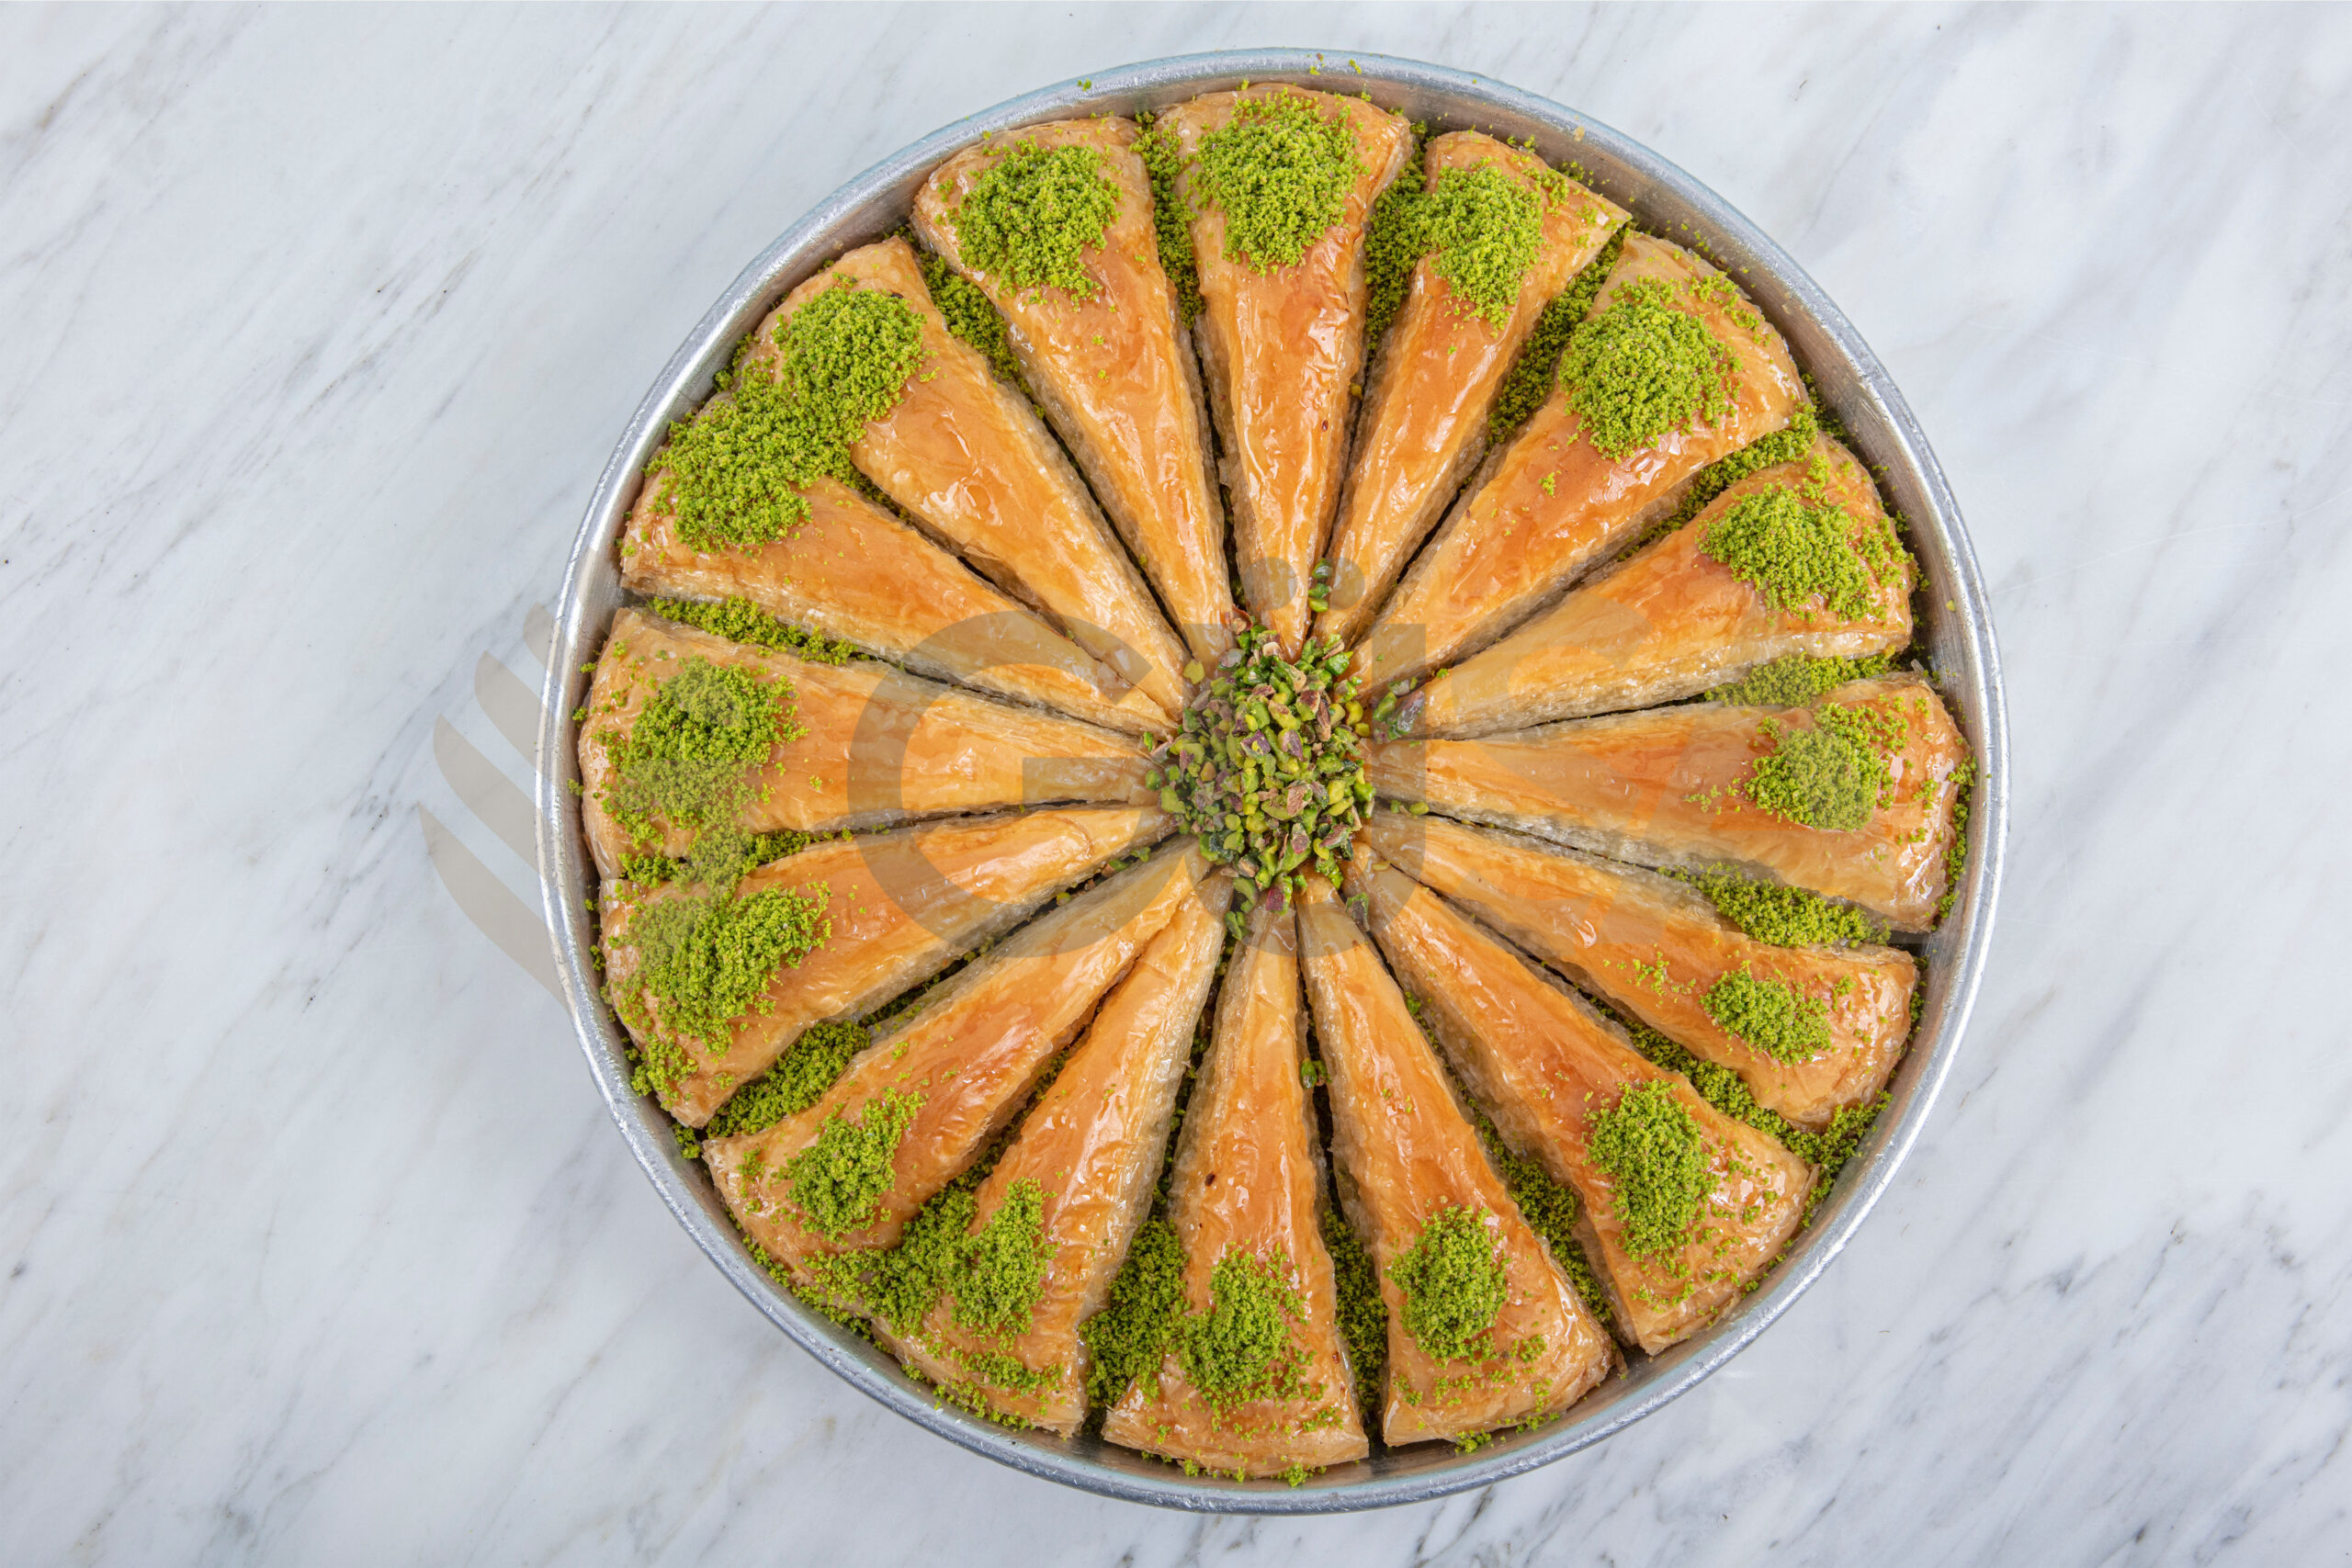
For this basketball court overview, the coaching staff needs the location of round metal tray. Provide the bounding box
[537,48,2007,1514]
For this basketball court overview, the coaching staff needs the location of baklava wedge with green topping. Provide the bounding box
[1296,880,1614,1446]
[1363,813,1913,1130]
[876,872,1233,1432]
[1102,903,1372,1477]
[1149,86,1415,652]
[579,607,1152,884]
[605,805,1170,1126]
[1369,673,1970,931]
[620,311,1169,737]
[913,120,1235,664]
[772,238,1191,719]
[1352,233,1807,687]
[1317,131,1626,646]
[1349,853,1811,1354]
[708,840,1211,1283]
[1400,434,1913,736]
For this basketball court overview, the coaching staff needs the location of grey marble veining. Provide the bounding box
[1,6,2346,1563]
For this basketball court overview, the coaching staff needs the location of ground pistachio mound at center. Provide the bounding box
[1146,621,1380,929]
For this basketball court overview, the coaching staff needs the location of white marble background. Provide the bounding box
[3,5,2347,1563]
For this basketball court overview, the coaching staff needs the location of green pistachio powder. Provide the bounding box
[1387,1205,1510,1362]
[949,140,1122,299]
[588,120,1962,1449]
[646,281,927,551]
[1319,1204,1389,1416]
[1194,94,1360,272]
[1557,276,1738,461]
[1585,1080,1713,1259]
[1702,970,1833,1065]
[1363,154,1556,339]
[1742,700,1909,832]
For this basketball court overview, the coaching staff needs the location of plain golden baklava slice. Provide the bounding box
[913,119,1235,664]
[1370,673,1970,931]
[1296,880,1613,1446]
[604,806,1170,1126]
[1402,434,1912,735]
[1102,904,1371,1477]
[1151,86,1415,651]
[1316,132,1626,646]
[1353,234,1806,686]
[1350,852,1811,1354]
[1363,813,1913,1130]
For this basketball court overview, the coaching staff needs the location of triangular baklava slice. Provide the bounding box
[1402,434,1912,734]
[876,872,1234,1431]
[1317,132,1626,645]
[1350,852,1811,1354]
[1363,813,1913,1130]
[580,607,1151,883]
[1370,673,1970,931]
[605,805,1170,1126]
[1354,233,1807,686]
[913,119,1235,663]
[771,239,1189,718]
[1296,880,1613,1446]
[1151,86,1415,650]
[1102,903,1370,1477]
[707,841,1209,1280]
[622,407,1165,739]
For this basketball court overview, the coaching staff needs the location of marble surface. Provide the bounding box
[3,5,2348,1562]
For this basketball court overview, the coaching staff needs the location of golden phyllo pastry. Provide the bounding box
[1317,131,1627,645]
[1353,233,1806,686]
[1152,86,1415,652]
[1350,852,1811,1354]
[1296,880,1614,1445]
[913,118,1236,664]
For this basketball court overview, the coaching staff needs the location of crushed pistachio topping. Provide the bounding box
[616,883,831,1096]
[786,1087,922,1238]
[648,595,855,666]
[1180,1248,1310,1406]
[1702,970,1832,1064]
[1702,482,1903,620]
[1488,229,1623,440]
[1464,1104,1611,1326]
[1193,94,1360,272]
[702,1018,870,1139]
[1131,118,1203,323]
[646,280,925,551]
[1617,1009,1882,1220]
[1586,1079,1712,1258]
[1557,276,1736,460]
[1360,125,1431,341]
[1419,164,1546,329]
[1675,868,1889,948]
[950,141,1122,298]
[912,243,1026,390]
[1147,621,1379,929]
[946,1179,1055,1336]
[1387,1205,1509,1362]
[1705,651,1894,709]
[605,657,798,845]
[1741,701,1906,831]
[1319,1205,1388,1417]
[1657,405,1820,535]
[617,826,844,891]
[1080,1217,1187,1405]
